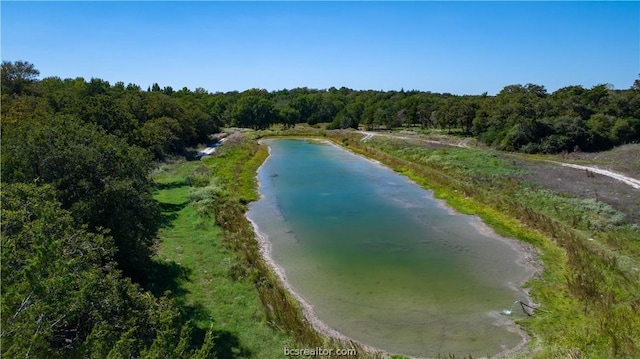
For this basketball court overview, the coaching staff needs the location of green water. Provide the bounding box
[247,139,535,358]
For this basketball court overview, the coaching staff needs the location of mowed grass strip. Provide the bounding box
[152,159,290,359]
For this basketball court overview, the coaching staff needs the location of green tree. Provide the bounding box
[307,93,340,125]
[1,60,40,96]
[610,117,640,144]
[175,90,221,144]
[437,97,460,133]
[79,94,139,142]
[138,116,183,158]
[552,115,593,151]
[145,91,185,121]
[231,90,277,129]
[549,85,590,119]
[1,183,214,358]
[289,94,315,122]
[279,105,300,129]
[2,115,160,282]
[586,113,616,147]
[0,94,50,124]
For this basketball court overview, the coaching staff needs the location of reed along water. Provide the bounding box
[247,139,535,358]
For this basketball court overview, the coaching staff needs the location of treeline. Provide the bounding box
[3,61,639,157]
[2,62,218,357]
[220,82,640,153]
[2,62,222,160]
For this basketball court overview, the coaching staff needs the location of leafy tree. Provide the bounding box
[499,117,552,152]
[279,105,300,129]
[373,100,396,129]
[38,76,73,113]
[1,60,40,96]
[175,90,221,144]
[163,85,174,96]
[289,94,315,122]
[79,94,139,141]
[524,83,548,98]
[549,85,591,119]
[0,94,50,124]
[3,61,638,160]
[2,115,160,282]
[584,83,611,111]
[138,116,184,158]
[86,77,111,96]
[119,86,148,125]
[2,183,113,357]
[307,93,341,125]
[1,183,214,358]
[145,92,184,121]
[610,117,640,144]
[552,115,593,151]
[417,97,437,128]
[231,90,277,129]
[328,101,364,130]
[586,113,616,147]
[437,97,461,133]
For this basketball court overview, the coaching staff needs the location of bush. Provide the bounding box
[611,117,640,144]
[186,165,213,187]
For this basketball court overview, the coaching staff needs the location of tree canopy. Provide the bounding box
[3,60,638,154]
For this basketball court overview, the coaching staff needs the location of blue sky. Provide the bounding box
[2,1,638,95]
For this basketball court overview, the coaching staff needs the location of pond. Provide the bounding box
[246,138,536,358]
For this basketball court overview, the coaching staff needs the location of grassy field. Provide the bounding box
[151,158,293,359]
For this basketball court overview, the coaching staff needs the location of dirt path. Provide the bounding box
[548,161,640,190]
[358,131,640,190]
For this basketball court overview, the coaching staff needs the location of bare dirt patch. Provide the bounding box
[553,143,640,179]
[509,156,640,224]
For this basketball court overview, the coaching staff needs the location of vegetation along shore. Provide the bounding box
[2,61,639,358]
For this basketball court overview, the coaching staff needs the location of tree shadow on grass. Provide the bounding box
[189,327,252,359]
[150,179,249,358]
[156,180,190,191]
[158,201,189,228]
[144,259,191,299]
[144,261,212,344]
[212,330,252,359]
[145,259,250,359]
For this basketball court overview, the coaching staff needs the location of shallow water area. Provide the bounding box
[247,139,536,358]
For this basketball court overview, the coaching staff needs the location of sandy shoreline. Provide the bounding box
[246,217,387,356]
[468,215,543,358]
[247,137,543,359]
